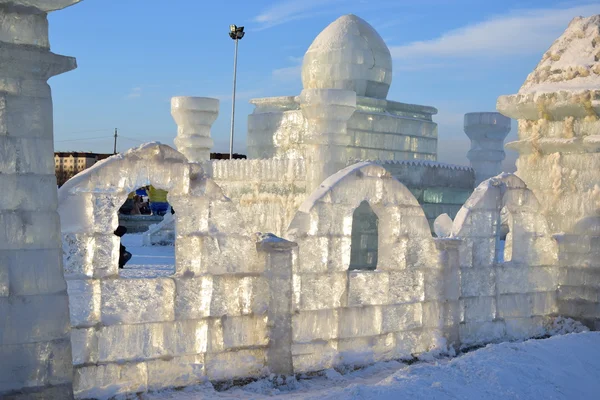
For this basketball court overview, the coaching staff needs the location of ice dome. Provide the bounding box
[301,14,393,99]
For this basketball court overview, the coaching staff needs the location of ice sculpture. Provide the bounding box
[301,14,392,99]
[0,1,79,398]
[247,14,438,163]
[497,14,600,329]
[172,96,218,163]
[464,112,511,185]
[434,213,453,238]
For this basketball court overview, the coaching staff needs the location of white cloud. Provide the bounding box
[273,64,302,82]
[252,0,343,30]
[390,4,600,61]
[125,87,142,100]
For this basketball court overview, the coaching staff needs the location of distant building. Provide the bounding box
[54,152,112,186]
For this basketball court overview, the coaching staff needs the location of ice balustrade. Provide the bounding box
[451,173,560,345]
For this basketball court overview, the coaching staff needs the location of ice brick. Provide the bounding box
[174,276,213,319]
[292,309,338,342]
[339,306,382,338]
[347,271,388,306]
[504,317,548,340]
[201,234,261,275]
[3,249,65,296]
[496,266,558,294]
[0,294,70,345]
[101,278,175,325]
[210,275,268,316]
[67,279,100,327]
[291,341,338,373]
[422,301,460,328]
[0,210,60,250]
[62,233,119,279]
[460,268,496,297]
[460,296,496,323]
[296,236,329,273]
[205,349,266,381]
[0,137,54,175]
[146,354,205,390]
[70,328,97,366]
[459,321,506,346]
[388,270,424,303]
[222,315,269,349]
[73,362,147,399]
[96,320,208,362]
[297,272,347,310]
[0,174,57,211]
[382,303,422,333]
[0,339,72,393]
[337,333,396,364]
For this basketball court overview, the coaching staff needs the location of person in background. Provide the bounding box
[148,185,169,216]
[114,225,132,269]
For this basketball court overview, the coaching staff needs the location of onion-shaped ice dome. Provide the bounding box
[301,14,393,99]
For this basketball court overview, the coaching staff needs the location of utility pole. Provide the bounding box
[113,128,118,154]
[228,24,245,159]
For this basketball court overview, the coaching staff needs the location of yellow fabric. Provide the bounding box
[148,186,168,202]
[127,192,135,199]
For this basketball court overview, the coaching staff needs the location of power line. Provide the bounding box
[55,136,111,143]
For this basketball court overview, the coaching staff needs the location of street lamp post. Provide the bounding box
[229,24,245,159]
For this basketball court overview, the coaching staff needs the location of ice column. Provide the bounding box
[0,1,79,398]
[464,112,511,186]
[172,96,219,163]
[297,89,356,193]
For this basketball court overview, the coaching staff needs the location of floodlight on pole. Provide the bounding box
[228,24,245,159]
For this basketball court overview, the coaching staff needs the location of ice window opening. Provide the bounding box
[349,200,379,271]
[496,206,512,263]
[116,186,175,278]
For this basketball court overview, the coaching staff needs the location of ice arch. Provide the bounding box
[285,163,458,372]
[58,143,251,278]
[287,162,435,272]
[451,173,559,345]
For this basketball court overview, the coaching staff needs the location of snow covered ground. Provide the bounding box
[120,234,175,278]
[138,331,600,399]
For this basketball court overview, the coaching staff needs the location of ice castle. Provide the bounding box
[2,2,599,398]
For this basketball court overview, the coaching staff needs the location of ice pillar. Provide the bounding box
[0,1,80,398]
[464,112,511,186]
[172,96,218,163]
[297,89,356,193]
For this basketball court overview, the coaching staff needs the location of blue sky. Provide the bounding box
[49,0,600,169]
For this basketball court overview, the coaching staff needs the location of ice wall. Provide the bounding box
[452,174,559,345]
[247,96,438,162]
[497,15,600,328]
[0,1,79,398]
[58,144,280,397]
[286,163,461,370]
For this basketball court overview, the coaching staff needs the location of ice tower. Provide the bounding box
[464,112,511,186]
[497,15,600,234]
[0,0,80,398]
[247,14,438,163]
